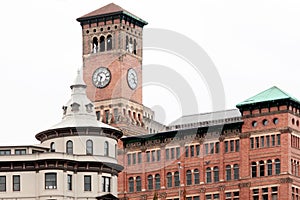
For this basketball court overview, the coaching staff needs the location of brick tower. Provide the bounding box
[77,3,149,135]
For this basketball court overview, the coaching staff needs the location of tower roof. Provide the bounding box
[237,86,300,107]
[76,3,148,27]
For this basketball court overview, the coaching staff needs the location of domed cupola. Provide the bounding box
[35,70,123,142]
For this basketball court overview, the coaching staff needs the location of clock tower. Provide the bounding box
[77,3,150,135]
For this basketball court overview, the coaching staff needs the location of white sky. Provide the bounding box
[0,0,300,145]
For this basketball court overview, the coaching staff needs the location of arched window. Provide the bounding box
[275,159,280,175]
[206,167,212,183]
[213,167,219,182]
[86,140,93,155]
[167,172,172,188]
[174,171,180,186]
[107,35,112,51]
[133,39,137,55]
[147,175,153,190]
[92,37,98,53]
[129,37,133,53]
[155,174,160,190]
[50,142,55,152]
[128,177,134,192]
[233,164,239,180]
[186,170,192,185]
[104,141,109,156]
[226,165,231,181]
[100,36,105,52]
[267,160,272,176]
[126,36,129,51]
[251,162,257,177]
[66,140,73,154]
[194,169,199,184]
[259,160,265,176]
[136,176,141,191]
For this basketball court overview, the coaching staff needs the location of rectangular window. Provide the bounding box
[235,140,240,152]
[210,143,214,154]
[262,188,268,200]
[138,152,142,163]
[171,148,175,159]
[104,110,109,123]
[255,137,259,148]
[230,140,234,152]
[225,141,229,153]
[215,142,220,153]
[272,135,275,146]
[277,134,281,145]
[185,146,189,157]
[157,150,161,161]
[45,173,57,189]
[213,194,220,200]
[260,136,265,148]
[132,153,136,164]
[196,145,200,156]
[250,138,254,149]
[13,175,20,191]
[205,143,209,155]
[0,176,5,192]
[96,111,100,120]
[205,194,212,200]
[67,174,72,190]
[166,149,170,160]
[176,147,180,159]
[151,150,155,162]
[194,196,200,200]
[266,135,270,147]
[84,175,91,191]
[253,189,259,200]
[146,151,150,162]
[15,149,26,155]
[0,150,11,155]
[102,176,111,192]
[113,108,118,121]
[190,146,195,157]
[127,154,131,165]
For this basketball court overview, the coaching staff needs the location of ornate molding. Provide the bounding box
[200,187,206,193]
[279,177,293,183]
[159,192,167,199]
[140,194,147,200]
[219,185,225,191]
[219,135,225,142]
[239,182,251,188]
[239,132,251,139]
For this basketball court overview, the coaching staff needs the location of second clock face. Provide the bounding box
[127,68,138,90]
[92,67,111,88]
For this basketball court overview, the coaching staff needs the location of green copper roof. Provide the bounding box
[237,86,300,107]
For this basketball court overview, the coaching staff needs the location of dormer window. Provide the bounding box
[85,103,94,113]
[71,102,80,112]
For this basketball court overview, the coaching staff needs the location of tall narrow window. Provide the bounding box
[210,143,215,154]
[226,165,231,181]
[66,140,73,154]
[206,168,212,183]
[225,141,229,152]
[194,169,200,184]
[155,174,160,190]
[267,160,272,176]
[146,151,150,162]
[45,173,57,189]
[127,154,131,165]
[147,175,153,190]
[67,174,72,190]
[277,134,281,145]
[157,150,161,161]
[255,137,259,148]
[13,175,20,191]
[185,146,189,157]
[132,153,136,164]
[50,142,55,152]
[250,138,254,149]
[115,144,118,158]
[213,167,219,182]
[230,140,234,152]
[86,140,93,155]
[84,175,91,191]
[133,39,137,54]
[176,147,181,158]
[190,146,194,157]
[151,150,155,162]
[102,176,110,192]
[186,170,192,185]
[167,172,172,188]
[128,177,134,192]
[252,162,257,177]
[271,135,275,146]
[92,37,98,53]
[215,142,220,153]
[275,159,280,174]
[165,149,170,160]
[107,35,112,51]
[266,135,270,147]
[100,36,105,52]
[259,160,265,176]
[138,152,142,163]
[0,176,6,192]
[136,176,141,191]
[233,164,239,180]
[205,143,209,155]
[104,141,109,156]
[174,171,180,186]
[260,136,265,148]
[196,145,200,156]
[125,36,129,51]
[235,140,240,152]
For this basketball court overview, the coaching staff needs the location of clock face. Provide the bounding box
[127,68,138,90]
[92,67,111,88]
